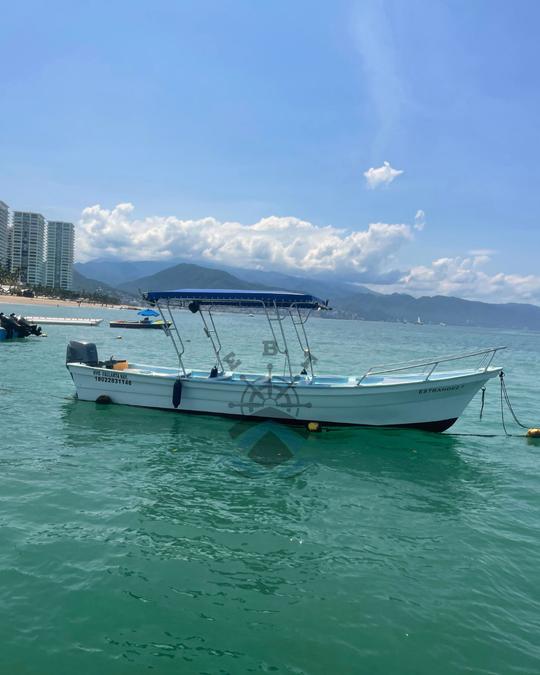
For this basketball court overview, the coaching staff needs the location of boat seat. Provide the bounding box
[208,368,233,380]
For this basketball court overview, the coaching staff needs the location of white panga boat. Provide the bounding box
[26,316,102,326]
[65,289,505,432]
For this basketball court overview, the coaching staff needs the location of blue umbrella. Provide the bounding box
[138,308,159,317]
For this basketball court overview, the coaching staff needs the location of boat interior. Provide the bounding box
[103,362,496,388]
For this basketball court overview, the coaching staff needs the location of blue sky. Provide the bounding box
[1,0,539,302]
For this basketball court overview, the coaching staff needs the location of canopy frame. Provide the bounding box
[288,306,315,379]
[152,295,319,382]
[199,306,224,373]
[157,300,187,376]
[144,288,327,310]
[262,301,294,381]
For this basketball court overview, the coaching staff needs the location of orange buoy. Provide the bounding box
[526,428,540,437]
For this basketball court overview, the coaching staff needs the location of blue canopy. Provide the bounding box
[138,308,160,317]
[144,288,328,309]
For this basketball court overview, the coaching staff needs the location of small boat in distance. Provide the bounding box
[109,308,171,330]
[0,313,43,340]
[109,319,171,329]
[25,316,102,326]
[66,289,505,432]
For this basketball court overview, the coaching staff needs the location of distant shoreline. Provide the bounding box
[0,295,130,310]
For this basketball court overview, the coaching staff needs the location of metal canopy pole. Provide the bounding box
[262,301,293,382]
[198,306,225,372]
[158,300,186,376]
[289,305,315,379]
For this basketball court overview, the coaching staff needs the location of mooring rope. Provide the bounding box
[499,370,530,436]
[500,371,529,428]
[479,386,486,420]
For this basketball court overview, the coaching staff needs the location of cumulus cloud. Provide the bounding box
[468,248,497,257]
[371,254,540,305]
[414,209,426,230]
[363,161,403,189]
[77,203,414,279]
[76,203,540,304]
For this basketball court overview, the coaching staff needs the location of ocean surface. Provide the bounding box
[1,303,539,674]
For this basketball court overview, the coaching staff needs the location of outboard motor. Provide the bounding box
[8,313,27,336]
[66,340,99,367]
[0,313,12,338]
[0,312,26,338]
[16,315,42,336]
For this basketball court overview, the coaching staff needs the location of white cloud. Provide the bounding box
[370,254,540,304]
[77,204,540,304]
[77,203,414,278]
[414,209,426,230]
[467,248,497,257]
[351,3,404,154]
[364,161,403,189]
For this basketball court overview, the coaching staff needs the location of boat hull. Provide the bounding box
[0,327,31,340]
[66,363,501,430]
[25,317,102,326]
[109,321,171,329]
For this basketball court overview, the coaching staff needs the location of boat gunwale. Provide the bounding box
[67,361,502,390]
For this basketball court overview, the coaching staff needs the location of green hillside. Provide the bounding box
[72,269,121,297]
[117,263,272,294]
[78,258,540,331]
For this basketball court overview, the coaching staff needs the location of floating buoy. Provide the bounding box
[96,395,112,404]
[307,421,321,432]
[527,428,540,437]
[116,335,123,339]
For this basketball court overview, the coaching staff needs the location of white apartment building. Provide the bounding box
[0,200,8,268]
[45,221,74,290]
[7,225,13,271]
[10,211,46,285]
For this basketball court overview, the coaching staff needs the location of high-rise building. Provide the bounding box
[7,224,13,271]
[10,211,46,285]
[45,221,74,290]
[0,200,8,268]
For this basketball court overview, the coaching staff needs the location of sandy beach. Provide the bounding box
[0,295,133,310]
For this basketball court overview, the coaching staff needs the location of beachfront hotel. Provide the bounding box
[45,221,74,291]
[0,200,75,290]
[10,211,46,286]
[0,200,8,268]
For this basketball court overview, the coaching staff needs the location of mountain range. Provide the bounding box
[74,258,375,300]
[73,259,540,331]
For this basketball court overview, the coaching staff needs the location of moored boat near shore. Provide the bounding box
[25,316,102,326]
[66,289,505,431]
[109,319,171,329]
[109,307,171,330]
[0,313,43,340]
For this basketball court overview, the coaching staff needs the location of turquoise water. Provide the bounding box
[1,303,539,674]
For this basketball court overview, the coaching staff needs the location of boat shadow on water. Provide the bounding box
[60,399,493,497]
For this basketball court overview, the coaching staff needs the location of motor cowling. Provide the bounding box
[66,340,99,366]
